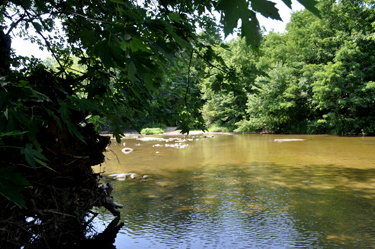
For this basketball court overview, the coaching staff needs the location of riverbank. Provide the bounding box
[101,126,237,136]
[100,127,375,137]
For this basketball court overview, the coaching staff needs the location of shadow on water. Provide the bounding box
[260,164,375,248]
[69,217,124,249]
[83,162,375,249]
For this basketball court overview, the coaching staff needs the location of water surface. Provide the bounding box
[92,134,375,248]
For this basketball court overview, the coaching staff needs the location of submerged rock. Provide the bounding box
[109,173,136,181]
[137,137,161,141]
[165,143,189,148]
[274,139,306,142]
[115,173,126,180]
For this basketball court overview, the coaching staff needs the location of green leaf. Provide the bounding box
[20,144,48,169]
[11,108,29,126]
[251,0,282,20]
[168,12,182,23]
[58,99,75,123]
[34,158,55,172]
[100,46,116,69]
[19,0,32,9]
[297,0,321,18]
[216,0,261,49]
[113,3,143,21]
[75,98,101,113]
[240,9,261,49]
[216,0,243,38]
[280,0,292,8]
[18,80,29,87]
[130,38,148,52]
[76,29,98,48]
[90,115,105,124]
[164,25,192,49]
[130,87,141,99]
[46,109,62,128]
[93,41,117,69]
[127,61,137,83]
[0,166,30,208]
[29,88,51,102]
[149,41,175,60]
[109,0,125,4]
[0,131,29,137]
[67,122,87,144]
[32,22,43,33]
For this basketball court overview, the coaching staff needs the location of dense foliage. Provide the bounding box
[201,37,263,131]
[140,127,166,135]
[201,0,375,135]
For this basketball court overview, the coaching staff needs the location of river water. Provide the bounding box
[92,134,375,248]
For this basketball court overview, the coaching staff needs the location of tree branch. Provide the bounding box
[58,11,113,24]
[184,49,194,112]
[6,14,26,36]
[21,6,64,70]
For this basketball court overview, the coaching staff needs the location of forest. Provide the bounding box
[216,0,375,135]
[112,0,375,136]
[0,0,374,248]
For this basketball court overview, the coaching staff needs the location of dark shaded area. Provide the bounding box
[0,68,119,248]
[0,28,11,76]
[67,217,124,249]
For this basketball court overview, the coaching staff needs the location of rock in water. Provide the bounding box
[116,174,126,180]
[121,148,133,154]
[274,139,306,142]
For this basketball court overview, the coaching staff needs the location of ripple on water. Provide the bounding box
[90,134,375,248]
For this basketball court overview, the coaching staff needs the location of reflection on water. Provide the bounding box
[92,134,375,248]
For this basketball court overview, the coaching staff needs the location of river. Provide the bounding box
[91,134,375,248]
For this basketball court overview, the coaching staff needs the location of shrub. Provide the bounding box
[208,123,235,132]
[234,118,264,132]
[140,128,165,135]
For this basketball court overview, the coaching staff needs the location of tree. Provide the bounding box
[201,37,262,131]
[236,0,375,134]
[0,0,319,247]
[311,0,375,134]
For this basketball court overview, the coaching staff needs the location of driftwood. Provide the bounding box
[94,183,123,217]
[72,217,124,249]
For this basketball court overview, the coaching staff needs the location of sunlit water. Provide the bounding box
[92,134,375,248]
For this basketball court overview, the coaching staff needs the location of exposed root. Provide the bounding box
[0,121,122,249]
[94,183,123,217]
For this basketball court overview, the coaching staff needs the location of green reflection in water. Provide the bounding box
[92,134,375,248]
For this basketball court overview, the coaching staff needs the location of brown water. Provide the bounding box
[92,134,375,248]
